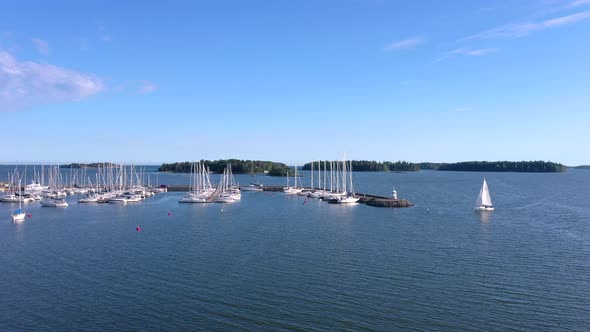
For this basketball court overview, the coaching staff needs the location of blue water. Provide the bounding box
[1,167,589,331]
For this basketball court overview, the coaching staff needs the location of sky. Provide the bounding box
[1,0,589,165]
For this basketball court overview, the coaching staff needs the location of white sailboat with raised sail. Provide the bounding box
[283,165,302,194]
[11,177,26,222]
[474,178,494,211]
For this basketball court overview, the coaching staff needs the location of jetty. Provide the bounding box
[164,185,414,208]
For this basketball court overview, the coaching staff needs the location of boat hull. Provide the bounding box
[11,212,26,222]
[474,206,494,211]
[40,202,68,207]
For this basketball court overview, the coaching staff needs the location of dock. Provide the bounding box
[165,185,414,208]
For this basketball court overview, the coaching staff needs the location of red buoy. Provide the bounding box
[168,211,172,216]
[27,214,32,218]
[136,225,141,232]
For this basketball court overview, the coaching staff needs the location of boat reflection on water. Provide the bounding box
[477,210,493,223]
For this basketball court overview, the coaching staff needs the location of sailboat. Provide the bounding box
[474,178,494,211]
[11,178,26,222]
[283,166,303,194]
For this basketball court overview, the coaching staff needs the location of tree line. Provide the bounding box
[437,161,566,172]
[302,160,566,172]
[60,163,118,168]
[301,160,420,172]
[158,159,291,176]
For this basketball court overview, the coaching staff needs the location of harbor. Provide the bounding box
[1,161,414,214]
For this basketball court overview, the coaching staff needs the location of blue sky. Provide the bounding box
[1,0,589,165]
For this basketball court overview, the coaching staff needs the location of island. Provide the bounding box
[436,161,566,172]
[60,163,119,168]
[302,160,420,172]
[158,159,291,176]
[303,160,566,173]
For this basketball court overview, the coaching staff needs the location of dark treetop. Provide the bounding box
[158,159,291,176]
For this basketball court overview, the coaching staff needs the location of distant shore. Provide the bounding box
[49,160,568,173]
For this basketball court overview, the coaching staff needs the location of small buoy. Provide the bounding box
[136,225,141,232]
[220,208,224,214]
[168,211,172,216]
[27,214,32,218]
[426,208,430,214]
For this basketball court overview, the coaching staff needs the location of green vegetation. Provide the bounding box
[60,163,118,168]
[418,162,444,170]
[437,161,566,172]
[302,160,420,172]
[574,165,590,169]
[158,159,291,176]
[302,160,566,173]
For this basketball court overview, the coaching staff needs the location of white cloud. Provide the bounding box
[384,36,424,51]
[461,10,590,41]
[451,48,498,56]
[32,38,49,55]
[435,48,498,62]
[0,51,103,111]
[568,0,590,8]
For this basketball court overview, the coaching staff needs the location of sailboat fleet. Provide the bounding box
[178,162,216,203]
[2,164,166,220]
[288,158,360,204]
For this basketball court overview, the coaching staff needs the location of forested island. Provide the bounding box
[60,163,118,168]
[302,160,420,172]
[158,160,565,175]
[302,160,566,173]
[158,159,291,176]
[437,161,566,172]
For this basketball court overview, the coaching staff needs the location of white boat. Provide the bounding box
[333,195,360,204]
[213,164,240,203]
[108,197,128,204]
[240,183,263,191]
[179,193,209,203]
[40,197,68,207]
[11,208,26,222]
[1,194,33,203]
[474,178,494,211]
[179,163,215,203]
[283,167,303,194]
[78,196,98,203]
[10,177,27,222]
[214,193,237,203]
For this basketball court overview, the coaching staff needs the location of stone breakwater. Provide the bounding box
[359,197,414,208]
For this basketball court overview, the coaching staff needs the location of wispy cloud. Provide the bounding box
[461,10,590,41]
[32,38,49,55]
[568,0,590,8]
[139,81,158,93]
[97,22,112,42]
[0,51,103,111]
[384,36,424,51]
[435,48,498,62]
[452,48,498,56]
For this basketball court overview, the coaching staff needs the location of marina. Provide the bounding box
[1,161,415,212]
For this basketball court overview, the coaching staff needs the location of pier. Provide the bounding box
[165,185,414,208]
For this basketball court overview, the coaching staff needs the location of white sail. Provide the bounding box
[475,178,493,210]
[481,179,492,207]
